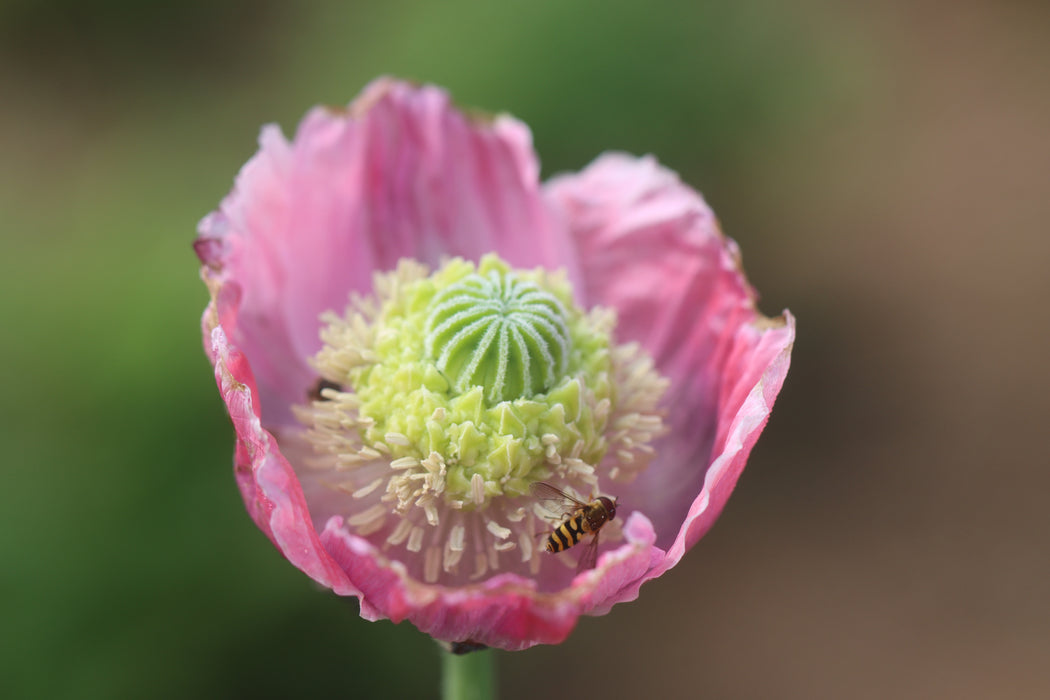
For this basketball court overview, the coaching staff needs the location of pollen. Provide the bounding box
[294,254,669,585]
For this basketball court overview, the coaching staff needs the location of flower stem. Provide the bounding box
[442,648,496,700]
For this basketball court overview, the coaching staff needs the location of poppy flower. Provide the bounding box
[195,78,794,651]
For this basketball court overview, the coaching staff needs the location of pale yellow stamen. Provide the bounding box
[424,546,441,583]
[352,478,385,499]
[385,519,412,547]
[443,544,464,571]
[449,524,466,551]
[385,432,411,447]
[519,530,534,562]
[406,526,425,553]
[472,552,488,580]
[347,503,387,530]
[470,473,485,506]
[422,499,439,527]
[486,521,511,540]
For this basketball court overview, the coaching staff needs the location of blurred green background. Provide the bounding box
[3,1,1048,698]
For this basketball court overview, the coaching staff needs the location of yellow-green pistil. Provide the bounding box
[424,269,571,404]
[299,254,668,582]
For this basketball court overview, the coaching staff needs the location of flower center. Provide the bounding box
[295,254,669,584]
[424,271,570,403]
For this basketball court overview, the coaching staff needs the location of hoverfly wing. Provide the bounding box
[575,529,601,573]
[530,481,587,516]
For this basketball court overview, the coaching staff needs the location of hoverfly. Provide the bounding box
[530,482,617,572]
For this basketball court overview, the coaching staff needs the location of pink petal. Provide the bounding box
[206,322,357,596]
[545,152,795,564]
[573,512,665,616]
[675,315,796,552]
[196,128,314,426]
[545,153,752,374]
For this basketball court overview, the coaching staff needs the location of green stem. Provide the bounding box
[441,648,496,700]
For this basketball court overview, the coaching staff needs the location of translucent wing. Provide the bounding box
[575,529,600,572]
[530,481,587,517]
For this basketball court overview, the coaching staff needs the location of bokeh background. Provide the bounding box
[3,1,1048,698]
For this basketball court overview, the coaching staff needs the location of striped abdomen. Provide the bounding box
[545,512,593,553]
